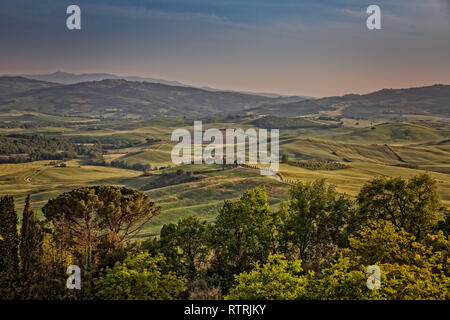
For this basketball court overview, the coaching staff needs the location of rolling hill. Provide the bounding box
[17,71,187,87]
[250,84,450,119]
[1,77,449,121]
[16,72,308,99]
[0,77,303,119]
[0,77,58,96]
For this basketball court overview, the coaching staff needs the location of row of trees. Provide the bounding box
[0,173,449,299]
[68,136,142,150]
[141,175,449,299]
[0,186,160,299]
[286,160,349,171]
[0,195,42,299]
[110,159,152,172]
[0,135,76,161]
[0,134,141,165]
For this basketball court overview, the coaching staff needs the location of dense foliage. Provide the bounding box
[140,170,202,190]
[287,160,349,171]
[0,134,141,166]
[225,254,313,300]
[19,195,43,299]
[0,173,449,300]
[0,196,19,299]
[250,116,323,129]
[0,135,76,163]
[95,252,186,300]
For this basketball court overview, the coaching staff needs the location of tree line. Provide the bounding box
[0,134,143,165]
[0,135,76,163]
[0,173,449,300]
[286,160,349,171]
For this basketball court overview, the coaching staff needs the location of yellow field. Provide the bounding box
[277,162,450,207]
[0,159,142,210]
[1,119,449,235]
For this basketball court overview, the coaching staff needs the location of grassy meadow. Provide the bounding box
[0,115,449,235]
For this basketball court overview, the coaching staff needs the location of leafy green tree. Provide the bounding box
[226,254,312,300]
[422,231,450,277]
[42,186,160,299]
[95,252,186,300]
[315,221,450,300]
[317,258,448,300]
[357,174,444,239]
[157,216,210,280]
[0,196,19,299]
[348,220,428,266]
[210,187,275,291]
[375,263,449,300]
[278,180,354,260]
[438,210,450,236]
[38,232,76,300]
[19,195,44,299]
[310,256,371,300]
[42,186,161,265]
[43,187,101,269]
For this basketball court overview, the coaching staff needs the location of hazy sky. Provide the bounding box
[1,0,450,97]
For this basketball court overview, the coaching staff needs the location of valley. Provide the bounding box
[0,76,449,236]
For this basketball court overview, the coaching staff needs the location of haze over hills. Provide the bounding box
[16,71,187,87]
[10,72,302,99]
[0,77,449,232]
[249,84,450,119]
[0,77,58,96]
[0,77,304,119]
[0,76,448,121]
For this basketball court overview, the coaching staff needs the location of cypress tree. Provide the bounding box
[0,195,19,299]
[19,195,43,299]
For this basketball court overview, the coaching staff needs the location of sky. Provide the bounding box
[1,0,450,97]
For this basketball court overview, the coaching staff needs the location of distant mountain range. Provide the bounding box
[0,77,56,96]
[16,71,186,87]
[8,71,303,99]
[0,77,304,119]
[0,76,448,120]
[248,85,450,119]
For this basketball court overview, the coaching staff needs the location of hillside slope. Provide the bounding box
[0,77,58,96]
[251,84,450,119]
[0,78,302,119]
[19,71,186,87]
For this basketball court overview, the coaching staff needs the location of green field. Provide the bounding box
[0,116,449,236]
[0,160,289,235]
